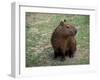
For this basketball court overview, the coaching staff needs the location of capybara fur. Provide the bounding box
[51,20,77,61]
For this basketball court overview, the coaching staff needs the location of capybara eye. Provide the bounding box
[66,26,69,28]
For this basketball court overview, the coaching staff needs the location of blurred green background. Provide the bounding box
[25,12,89,67]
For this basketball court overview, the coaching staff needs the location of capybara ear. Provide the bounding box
[64,19,66,22]
[60,21,64,26]
[75,28,77,35]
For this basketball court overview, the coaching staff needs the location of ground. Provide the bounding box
[25,12,89,67]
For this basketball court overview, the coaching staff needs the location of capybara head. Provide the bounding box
[59,20,77,36]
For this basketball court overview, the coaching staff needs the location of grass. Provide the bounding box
[25,12,89,67]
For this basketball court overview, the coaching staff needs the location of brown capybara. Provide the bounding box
[51,20,77,61]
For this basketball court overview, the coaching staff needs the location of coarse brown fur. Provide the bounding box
[51,20,77,61]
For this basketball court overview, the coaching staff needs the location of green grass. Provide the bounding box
[25,12,90,67]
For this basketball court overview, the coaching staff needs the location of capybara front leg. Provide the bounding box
[61,50,66,61]
[69,50,74,58]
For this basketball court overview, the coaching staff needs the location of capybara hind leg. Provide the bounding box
[54,51,57,59]
[54,49,59,59]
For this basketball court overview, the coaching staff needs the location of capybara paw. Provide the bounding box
[69,54,74,58]
[61,57,66,61]
[54,56,57,59]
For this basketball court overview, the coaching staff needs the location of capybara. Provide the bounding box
[51,20,77,61]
